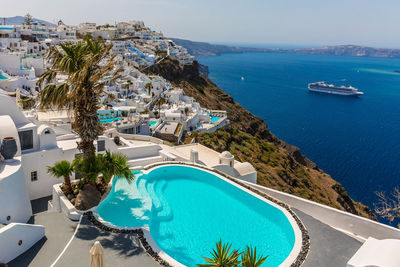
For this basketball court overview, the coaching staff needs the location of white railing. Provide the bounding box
[244,182,400,240]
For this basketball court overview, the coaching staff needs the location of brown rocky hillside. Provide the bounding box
[145,58,377,220]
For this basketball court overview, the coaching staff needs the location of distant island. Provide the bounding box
[171,38,400,58]
[1,15,56,26]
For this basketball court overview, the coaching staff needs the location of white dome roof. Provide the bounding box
[220,151,233,159]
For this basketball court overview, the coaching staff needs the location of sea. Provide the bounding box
[198,52,400,223]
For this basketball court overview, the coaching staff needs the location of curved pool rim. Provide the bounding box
[94,163,306,267]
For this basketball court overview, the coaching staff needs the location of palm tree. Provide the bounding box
[145,82,152,96]
[198,240,242,267]
[37,36,123,157]
[241,246,268,267]
[72,155,103,185]
[154,97,166,118]
[47,160,74,194]
[99,151,135,184]
[104,93,116,105]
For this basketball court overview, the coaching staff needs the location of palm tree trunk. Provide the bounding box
[64,175,73,194]
[75,89,102,157]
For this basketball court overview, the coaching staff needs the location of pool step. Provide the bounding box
[137,178,173,223]
[152,180,173,221]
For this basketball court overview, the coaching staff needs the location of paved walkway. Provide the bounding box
[9,197,362,267]
[8,198,159,267]
[294,209,362,267]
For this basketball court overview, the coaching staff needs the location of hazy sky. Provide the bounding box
[2,0,400,48]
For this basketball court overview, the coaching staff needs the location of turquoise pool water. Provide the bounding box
[0,72,8,80]
[149,121,157,127]
[211,116,221,123]
[97,165,296,266]
[100,117,121,124]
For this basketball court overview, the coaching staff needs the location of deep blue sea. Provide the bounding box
[198,53,400,220]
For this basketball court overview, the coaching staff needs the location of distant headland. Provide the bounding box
[171,38,400,59]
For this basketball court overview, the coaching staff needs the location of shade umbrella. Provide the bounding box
[90,241,104,267]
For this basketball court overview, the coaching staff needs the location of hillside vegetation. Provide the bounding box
[145,58,376,220]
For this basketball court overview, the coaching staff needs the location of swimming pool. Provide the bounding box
[97,165,301,266]
[0,72,8,80]
[100,117,121,124]
[149,121,157,127]
[211,116,221,123]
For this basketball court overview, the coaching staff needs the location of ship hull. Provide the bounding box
[308,85,364,96]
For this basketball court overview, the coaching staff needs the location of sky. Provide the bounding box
[1,0,400,48]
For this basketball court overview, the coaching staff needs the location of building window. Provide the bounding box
[31,171,38,182]
[18,130,33,150]
[97,140,105,152]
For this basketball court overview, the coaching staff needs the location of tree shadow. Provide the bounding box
[76,217,143,257]
[98,189,150,226]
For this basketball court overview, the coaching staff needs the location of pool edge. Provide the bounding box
[93,162,310,267]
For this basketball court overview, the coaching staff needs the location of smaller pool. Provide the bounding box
[211,116,221,123]
[0,72,8,80]
[149,121,157,127]
[100,117,121,124]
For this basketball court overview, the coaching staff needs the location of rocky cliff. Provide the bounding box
[145,58,376,220]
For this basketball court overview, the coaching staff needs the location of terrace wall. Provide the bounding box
[244,181,400,240]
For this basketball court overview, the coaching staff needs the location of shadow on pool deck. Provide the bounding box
[8,196,362,267]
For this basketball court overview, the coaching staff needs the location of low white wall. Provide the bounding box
[52,183,80,221]
[118,144,161,159]
[128,155,163,167]
[0,223,45,263]
[212,164,257,184]
[159,150,177,161]
[118,133,164,144]
[244,182,400,240]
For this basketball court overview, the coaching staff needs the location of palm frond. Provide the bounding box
[198,240,242,267]
[241,245,268,267]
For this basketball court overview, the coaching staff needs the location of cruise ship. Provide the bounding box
[308,81,364,96]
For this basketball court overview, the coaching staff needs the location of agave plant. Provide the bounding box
[99,151,135,184]
[241,246,268,267]
[198,240,242,267]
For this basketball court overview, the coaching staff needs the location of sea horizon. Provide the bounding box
[195,41,400,50]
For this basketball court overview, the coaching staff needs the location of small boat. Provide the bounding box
[241,76,244,81]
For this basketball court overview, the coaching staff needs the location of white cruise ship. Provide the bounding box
[308,81,364,96]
